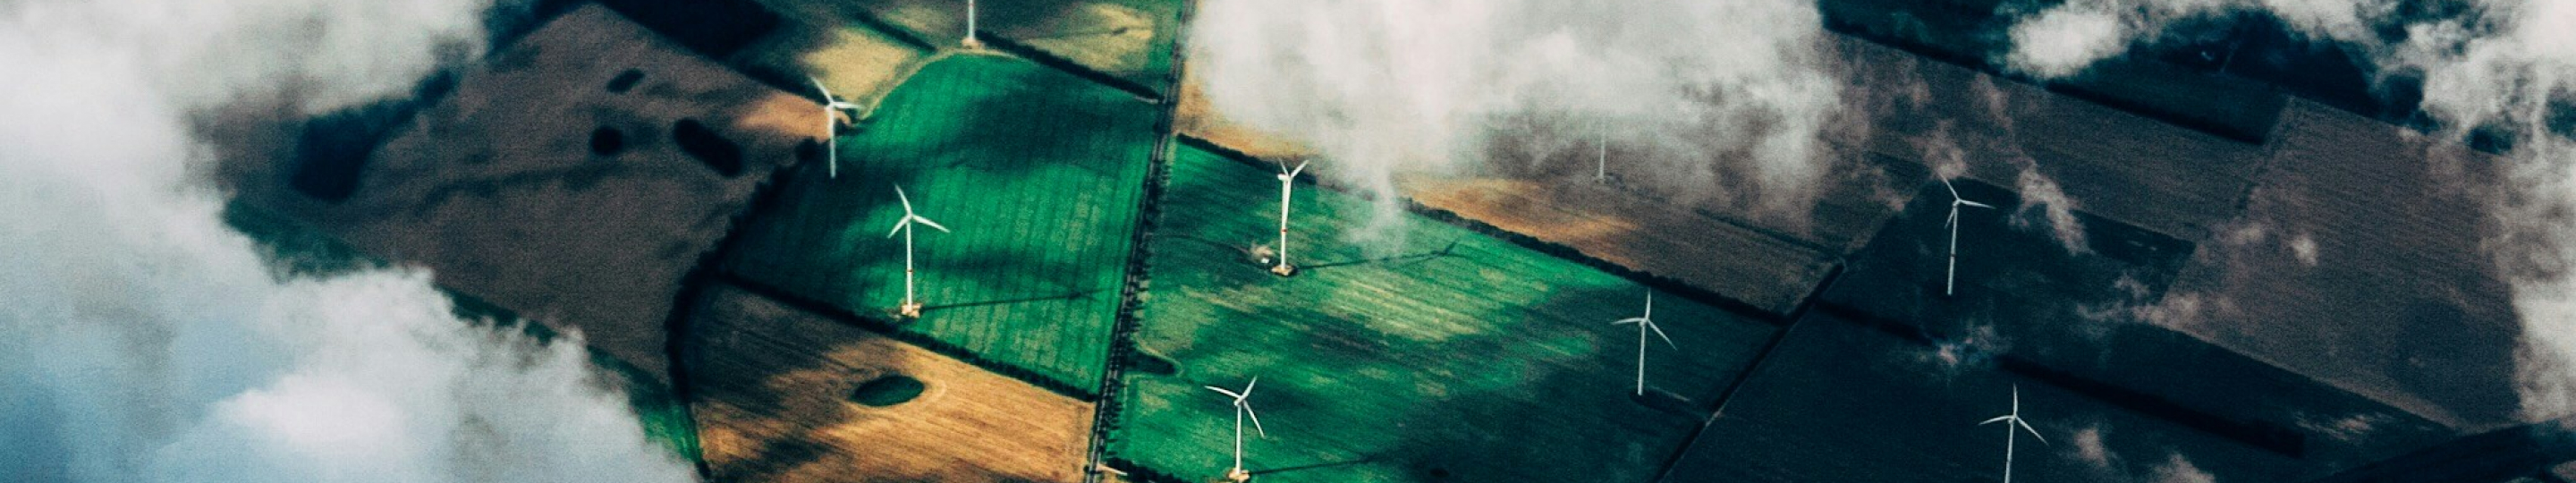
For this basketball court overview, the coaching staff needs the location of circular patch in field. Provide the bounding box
[589,127,624,157]
[605,69,644,93]
[849,375,926,407]
[671,118,744,177]
[1128,352,1178,377]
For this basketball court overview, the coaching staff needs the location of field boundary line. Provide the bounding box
[979,34,1166,103]
[650,123,822,477]
[841,7,938,52]
[1646,311,1812,483]
[1083,0,1198,480]
[1807,298,2312,456]
[714,272,1102,402]
[1175,134,1793,327]
[842,4,1165,104]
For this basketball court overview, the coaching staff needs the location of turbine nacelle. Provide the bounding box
[1978,386,2046,443]
[1277,161,1309,182]
[1204,377,1267,437]
[1942,177,1996,225]
[886,186,952,237]
[1609,293,1675,347]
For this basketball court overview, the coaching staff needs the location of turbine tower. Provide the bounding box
[1612,292,1676,395]
[1270,160,1309,276]
[1979,386,2046,483]
[1206,378,1268,482]
[1596,120,1610,184]
[810,77,860,179]
[886,185,950,318]
[1941,177,1996,296]
[962,0,983,49]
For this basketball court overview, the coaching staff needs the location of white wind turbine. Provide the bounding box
[886,185,950,318]
[1612,292,1676,396]
[1979,386,2046,483]
[810,77,860,179]
[1941,177,1996,296]
[1268,160,1309,276]
[1206,377,1268,482]
[1596,120,1610,184]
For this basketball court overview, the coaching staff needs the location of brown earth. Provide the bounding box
[688,283,1095,483]
[242,4,825,380]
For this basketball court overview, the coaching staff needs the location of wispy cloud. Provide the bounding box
[0,0,699,481]
[1190,0,1847,242]
[2000,0,2576,419]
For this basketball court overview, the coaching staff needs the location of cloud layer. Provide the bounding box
[0,0,700,481]
[1999,0,2576,420]
[1189,0,1846,238]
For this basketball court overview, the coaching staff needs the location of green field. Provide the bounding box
[724,54,1159,392]
[1105,148,1780,483]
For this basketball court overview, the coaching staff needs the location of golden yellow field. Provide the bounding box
[685,283,1094,483]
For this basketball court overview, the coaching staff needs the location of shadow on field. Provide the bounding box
[1361,285,1728,483]
[1298,241,1465,273]
[1140,267,1747,481]
[913,57,1140,178]
[682,284,914,482]
[921,287,1107,313]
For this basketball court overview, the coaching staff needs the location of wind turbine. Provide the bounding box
[1268,160,1309,276]
[810,77,860,179]
[1611,292,1676,396]
[1595,120,1609,184]
[886,185,950,318]
[962,0,983,49]
[1941,177,1996,296]
[1979,386,2046,483]
[1206,378,1268,482]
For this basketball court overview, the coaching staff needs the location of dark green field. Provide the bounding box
[724,54,1159,391]
[1105,147,1780,483]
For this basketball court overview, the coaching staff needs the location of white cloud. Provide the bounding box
[2005,6,2133,79]
[2288,233,2319,267]
[2148,453,2218,483]
[0,0,700,481]
[2013,165,2091,253]
[1997,0,2576,421]
[1191,0,1846,241]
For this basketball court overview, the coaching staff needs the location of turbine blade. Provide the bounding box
[1643,292,1654,319]
[1942,177,1961,199]
[1945,207,1959,228]
[913,216,951,233]
[894,185,915,216]
[810,77,835,103]
[1643,320,1676,348]
[1244,377,1258,396]
[1980,415,2012,426]
[2017,419,2046,444]
[886,218,908,238]
[1612,317,1647,326]
[1962,200,1996,209]
[1245,404,1268,437]
[1206,386,1242,399]
[1289,161,1309,178]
